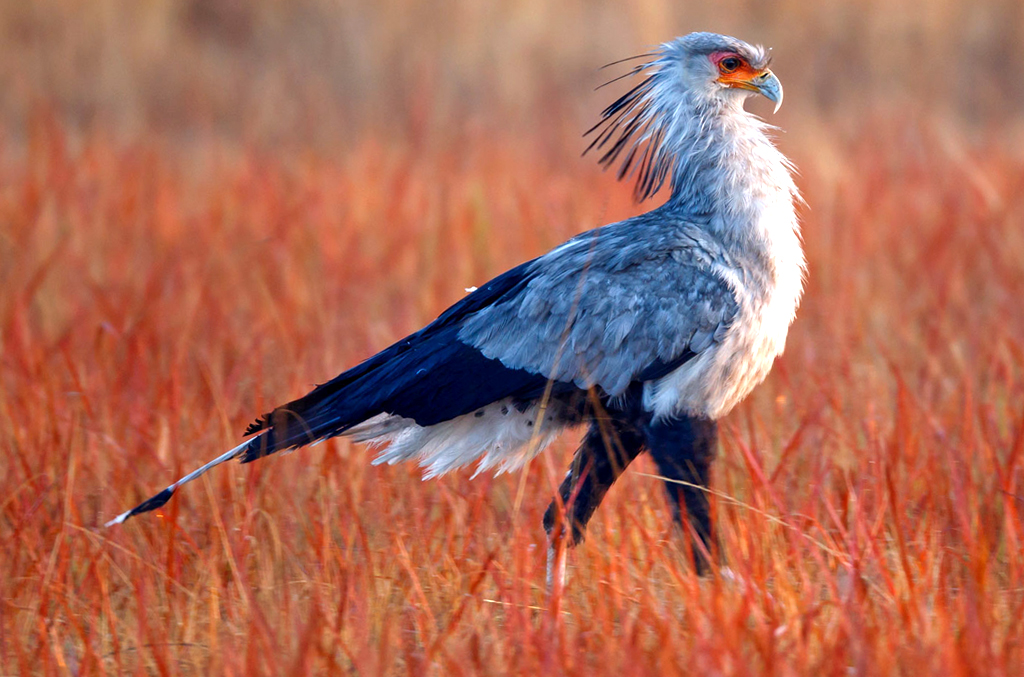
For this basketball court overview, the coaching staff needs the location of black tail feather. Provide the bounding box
[105,487,177,526]
[105,439,252,526]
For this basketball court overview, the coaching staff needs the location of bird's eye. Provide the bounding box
[719,57,741,73]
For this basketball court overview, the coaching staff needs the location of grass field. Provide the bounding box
[3,1,1024,674]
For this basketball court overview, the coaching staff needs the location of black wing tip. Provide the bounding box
[238,432,312,464]
[105,487,176,527]
[244,416,269,436]
[238,435,278,464]
[238,449,261,464]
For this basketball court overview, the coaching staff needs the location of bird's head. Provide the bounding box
[668,32,782,113]
[586,32,784,201]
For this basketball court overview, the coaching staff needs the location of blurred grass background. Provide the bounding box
[4,0,1024,149]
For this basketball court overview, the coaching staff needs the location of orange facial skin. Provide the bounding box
[709,51,769,92]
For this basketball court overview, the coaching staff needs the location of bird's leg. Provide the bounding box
[543,414,645,589]
[644,416,720,575]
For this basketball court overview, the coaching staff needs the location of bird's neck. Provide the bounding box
[662,103,799,248]
[658,102,805,321]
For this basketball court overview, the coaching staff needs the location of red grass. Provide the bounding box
[3,109,1024,674]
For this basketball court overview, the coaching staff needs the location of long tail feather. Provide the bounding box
[104,439,254,527]
[106,260,543,526]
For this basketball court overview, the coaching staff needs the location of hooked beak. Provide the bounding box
[754,70,784,114]
[720,68,784,113]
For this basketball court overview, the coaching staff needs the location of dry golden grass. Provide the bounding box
[3,111,1024,674]
[3,1,1024,674]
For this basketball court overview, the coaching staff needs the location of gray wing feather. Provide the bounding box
[458,214,738,396]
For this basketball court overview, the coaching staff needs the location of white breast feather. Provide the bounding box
[645,116,804,421]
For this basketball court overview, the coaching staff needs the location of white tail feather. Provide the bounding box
[359,397,570,479]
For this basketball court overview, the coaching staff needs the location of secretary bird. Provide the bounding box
[108,32,804,578]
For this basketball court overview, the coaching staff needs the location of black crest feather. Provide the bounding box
[584,57,673,202]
